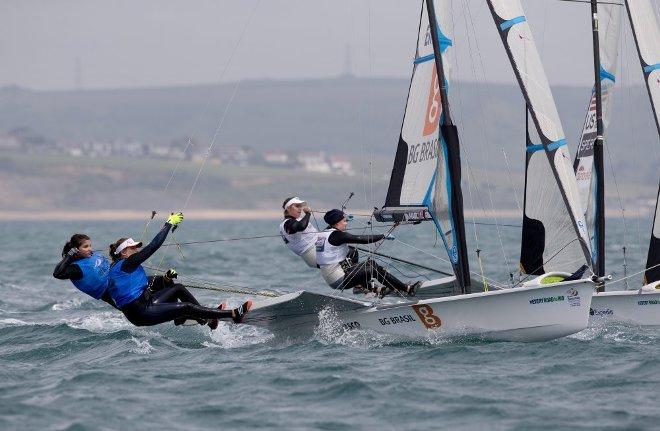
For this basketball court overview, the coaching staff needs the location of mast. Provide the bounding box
[590,0,606,292]
[426,0,471,293]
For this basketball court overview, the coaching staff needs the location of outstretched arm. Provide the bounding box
[328,231,384,246]
[122,223,172,272]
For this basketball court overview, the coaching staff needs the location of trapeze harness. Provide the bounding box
[279,214,318,268]
[316,229,350,288]
[70,252,110,299]
[53,251,113,305]
[316,229,409,293]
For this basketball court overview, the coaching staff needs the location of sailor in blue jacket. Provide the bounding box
[108,212,251,328]
[53,234,115,308]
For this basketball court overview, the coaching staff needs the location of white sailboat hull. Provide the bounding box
[246,279,594,342]
[589,285,660,326]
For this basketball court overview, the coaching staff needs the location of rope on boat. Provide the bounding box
[143,265,281,298]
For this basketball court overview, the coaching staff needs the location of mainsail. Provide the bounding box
[625,0,660,134]
[487,0,593,274]
[377,0,470,291]
[626,0,660,283]
[573,3,621,272]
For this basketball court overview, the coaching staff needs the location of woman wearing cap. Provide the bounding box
[108,212,252,328]
[279,196,318,268]
[53,233,115,308]
[316,209,421,296]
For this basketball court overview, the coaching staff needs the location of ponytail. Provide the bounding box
[61,234,90,257]
[109,237,128,262]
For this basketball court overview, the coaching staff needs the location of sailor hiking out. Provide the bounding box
[107,212,252,328]
[279,196,318,268]
[53,234,116,308]
[316,209,422,296]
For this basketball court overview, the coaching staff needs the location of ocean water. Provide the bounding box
[1,218,658,431]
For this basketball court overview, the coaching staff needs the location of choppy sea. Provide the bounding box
[1,218,658,430]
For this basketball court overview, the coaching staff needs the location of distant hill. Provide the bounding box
[0,77,657,213]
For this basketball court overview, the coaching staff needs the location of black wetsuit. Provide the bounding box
[327,231,408,292]
[53,254,117,308]
[113,224,233,327]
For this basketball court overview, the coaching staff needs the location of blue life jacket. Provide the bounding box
[71,252,110,300]
[108,259,148,308]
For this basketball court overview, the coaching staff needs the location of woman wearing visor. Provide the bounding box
[108,212,252,329]
[279,196,318,268]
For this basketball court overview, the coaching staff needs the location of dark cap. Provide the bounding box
[323,209,345,226]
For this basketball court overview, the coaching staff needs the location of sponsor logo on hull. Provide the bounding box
[566,288,581,307]
[638,299,660,306]
[529,295,565,305]
[412,304,442,329]
[590,307,613,316]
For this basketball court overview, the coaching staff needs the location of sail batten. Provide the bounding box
[487,0,593,274]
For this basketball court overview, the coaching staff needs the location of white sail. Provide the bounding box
[382,1,459,263]
[626,0,660,283]
[574,4,621,230]
[487,0,592,274]
[625,0,660,134]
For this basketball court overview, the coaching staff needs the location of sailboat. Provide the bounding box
[586,0,660,325]
[245,0,596,342]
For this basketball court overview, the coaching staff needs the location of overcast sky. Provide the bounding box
[0,0,654,91]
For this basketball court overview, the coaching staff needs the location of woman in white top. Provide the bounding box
[279,196,318,268]
[316,209,421,296]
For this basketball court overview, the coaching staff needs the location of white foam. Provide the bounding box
[0,318,31,327]
[314,307,390,348]
[205,321,273,349]
[129,337,155,354]
[52,298,85,311]
[65,312,132,333]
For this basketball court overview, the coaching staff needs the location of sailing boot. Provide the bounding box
[232,300,253,324]
[208,302,227,330]
[405,281,423,297]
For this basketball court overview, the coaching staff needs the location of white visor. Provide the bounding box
[284,197,306,210]
[115,237,143,255]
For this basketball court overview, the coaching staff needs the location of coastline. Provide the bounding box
[0,208,526,221]
[1,207,651,221]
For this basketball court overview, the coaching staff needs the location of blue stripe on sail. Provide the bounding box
[600,66,615,83]
[500,16,526,31]
[413,25,453,64]
[644,63,660,74]
[422,116,458,265]
[526,139,567,153]
[437,26,453,53]
[414,54,435,64]
[422,170,437,207]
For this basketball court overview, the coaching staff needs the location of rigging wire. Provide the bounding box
[143,264,281,298]
[144,1,261,279]
[458,0,514,280]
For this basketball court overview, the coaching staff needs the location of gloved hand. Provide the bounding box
[166,212,184,227]
[346,214,354,222]
[67,247,79,257]
[164,268,178,283]
[384,233,396,241]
